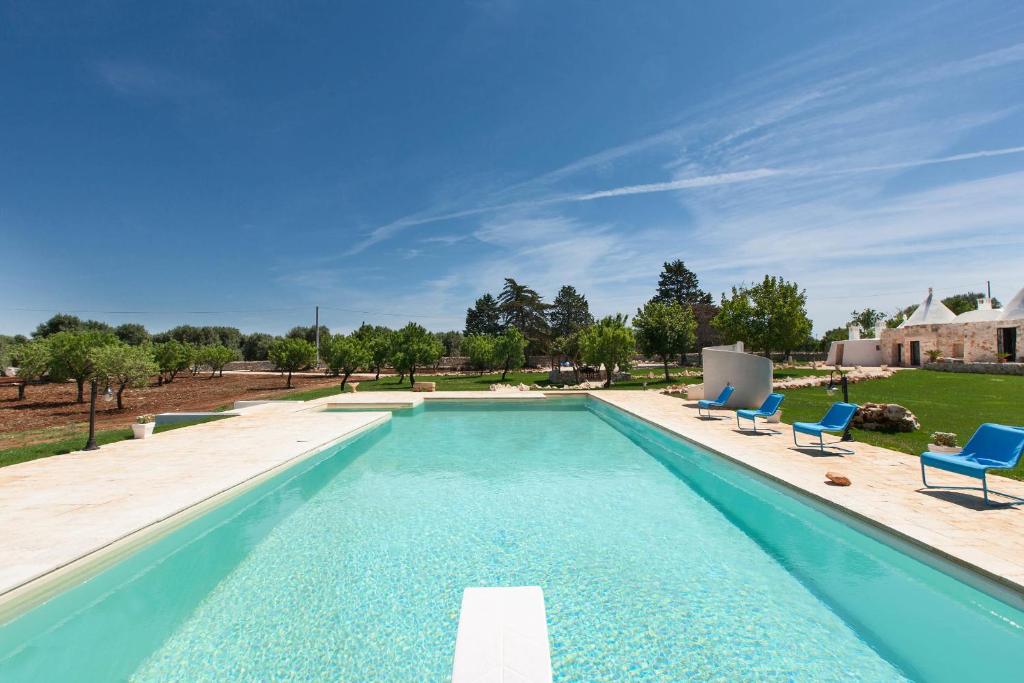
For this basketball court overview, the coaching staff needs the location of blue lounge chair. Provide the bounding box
[736,393,785,433]
[697,385,734,418]
[920,423,1024,506]
[792,402,858,453]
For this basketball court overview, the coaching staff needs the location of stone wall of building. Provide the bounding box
[879,319,1024,366]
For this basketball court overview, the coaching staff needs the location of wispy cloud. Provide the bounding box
[93,60,215,100]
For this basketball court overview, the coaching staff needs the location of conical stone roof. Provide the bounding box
[1000,286,1024,321]
[898,288,956,328]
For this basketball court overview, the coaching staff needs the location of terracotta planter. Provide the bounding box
[132,423,156,439]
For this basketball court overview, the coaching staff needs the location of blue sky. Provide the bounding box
[3,0,1024,336]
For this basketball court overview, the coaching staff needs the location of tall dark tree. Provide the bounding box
[497,278,551,355]
[114,323,150,346]
[652,260,713,307]
[549,285,594,339]
[464,293,503,336]
[33,313,84,338]
[651,260,719,356]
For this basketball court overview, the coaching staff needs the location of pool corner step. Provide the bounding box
[451,586,553,683]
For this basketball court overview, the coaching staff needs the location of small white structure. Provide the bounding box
[825,324,883,367]
[451,587,553,683]
[701,342,772,409]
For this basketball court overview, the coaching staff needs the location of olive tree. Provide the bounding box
[579,315,635,388]
[91,343,159,409]
[462,335,497,375]
[392,323,443,385]
[494,327,528,381]
[14,339,51,399]
[154,340,194,384]
[268,337,316,388]
[633,301,697,382]
[325,335,371,390]
[197,344,237,377]
[47,330,118,402]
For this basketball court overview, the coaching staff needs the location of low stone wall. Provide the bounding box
[924,361,1024,376]
[223,361,276,372]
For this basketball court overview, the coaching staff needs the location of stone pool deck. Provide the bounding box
[1,389,1022,612]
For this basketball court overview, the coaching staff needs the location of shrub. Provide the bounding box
[930,431,958,447]
[463,335,497,374]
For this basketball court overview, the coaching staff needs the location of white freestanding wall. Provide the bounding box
[701,343,773,409]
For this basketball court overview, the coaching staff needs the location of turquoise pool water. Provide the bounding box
[1,398,1022,681]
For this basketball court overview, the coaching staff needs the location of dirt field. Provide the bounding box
[0,372,345,448]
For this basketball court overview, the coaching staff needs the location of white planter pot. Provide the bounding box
[132,423,156,439]
[927,444,961,454]
[767,411,782,424]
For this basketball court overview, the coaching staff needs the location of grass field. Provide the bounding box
[0,415,233,469]
[778,370,1024,480]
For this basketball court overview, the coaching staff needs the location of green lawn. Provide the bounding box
[777,370,1024,480]
[0,415,232,469]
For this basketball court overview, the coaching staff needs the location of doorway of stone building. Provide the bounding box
[998,327,1017,361]
[910,340,921,366]
[895,343,903,366]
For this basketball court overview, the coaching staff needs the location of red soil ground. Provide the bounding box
[0,372,344,448]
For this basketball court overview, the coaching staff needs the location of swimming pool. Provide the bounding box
[1,397,1022,680]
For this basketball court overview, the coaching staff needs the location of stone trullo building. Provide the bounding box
[825,287,1024,367]
[880,287,1023,366]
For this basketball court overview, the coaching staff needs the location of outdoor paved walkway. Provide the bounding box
[594,391,1024,595]
[0,401,389,599]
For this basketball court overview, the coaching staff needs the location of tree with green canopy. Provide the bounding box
[47,330,118,402]
[354,325,395,380]
[462,335,497,375]
[497,278,551,355]
[325,335,371,390]
[494,327,528,381]
[13,339,51,399]
[548,285,593,340]
[268,338,316,388]
[633,301,697,381]
[241,333,275,361]
[848,308,885,337]
[392,322,443,385]
[196,345,237,377]
[91,343,159,409]
[579,314,636,388]
[153,340,194,384]
[651,260,719,353]
[114,323,151,346]
[464,293,503,336]
[712,275,812,357]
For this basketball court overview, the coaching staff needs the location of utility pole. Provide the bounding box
[987,280,991,300]
[315,305,320,368]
